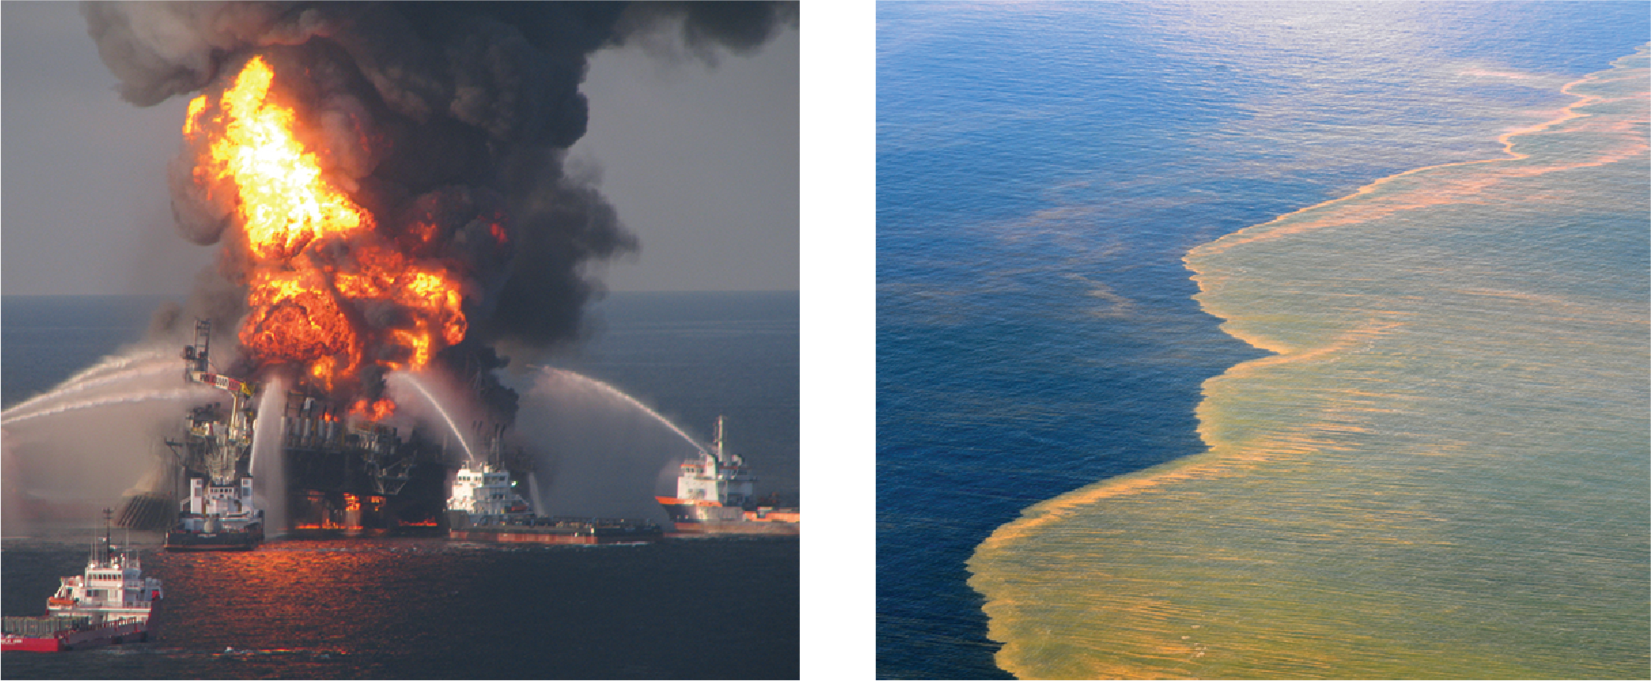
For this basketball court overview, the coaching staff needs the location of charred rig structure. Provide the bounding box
[118,320,458,536]
[279,391,448,533]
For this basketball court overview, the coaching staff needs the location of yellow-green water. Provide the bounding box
[969,47,1649,680]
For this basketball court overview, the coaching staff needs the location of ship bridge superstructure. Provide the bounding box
[48,512,163,622]
[675,416,756,508]
[448,463,529,518]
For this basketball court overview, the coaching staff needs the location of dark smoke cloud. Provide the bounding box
[84,1,797,357]
[616,2,798,62]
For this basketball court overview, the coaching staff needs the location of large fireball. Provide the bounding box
[183,55,477,411]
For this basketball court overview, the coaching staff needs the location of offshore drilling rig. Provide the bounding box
[116,320,456,542]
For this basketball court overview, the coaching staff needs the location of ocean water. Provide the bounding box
[877,3,1648,679]
[1,292,798,679]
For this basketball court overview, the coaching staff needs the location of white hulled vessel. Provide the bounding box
[655,417,799,535]
[447,445,660,544]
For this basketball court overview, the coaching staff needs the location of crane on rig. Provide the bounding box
[163,320,266,550]
[178,319,257,481]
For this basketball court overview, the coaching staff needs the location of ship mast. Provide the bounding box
[98,508,113,566]
[712,415,743,468]
[713,416,724,463]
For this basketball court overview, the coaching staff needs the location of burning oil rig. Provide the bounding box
[116,320,472,542]
[108,46,541,538]
[275,387,451,535]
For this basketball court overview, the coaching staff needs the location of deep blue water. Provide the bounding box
[875,3,1649,678]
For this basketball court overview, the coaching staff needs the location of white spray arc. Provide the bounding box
[509,367,708,521]
[3,355,175,417]
[2,387,218,426]
[247,375,287,536]
[1,344,210,532]
[0,429,20,538]
[534,368,709,455]
[2,345,217,427]
[386,371,478,464]
[526,470,546,517]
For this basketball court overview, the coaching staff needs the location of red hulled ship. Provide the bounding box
[2,512,164,652]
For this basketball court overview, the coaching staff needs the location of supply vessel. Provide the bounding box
[655,417,799,535]
[163,320,264,551]
[2,512,164,652]
[446,456,663,544]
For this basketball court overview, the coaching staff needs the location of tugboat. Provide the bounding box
[655,417,800,535]
[2,511,165,652]
[165,472,264,551]
[165,320,264,551]
[446,444,661,545]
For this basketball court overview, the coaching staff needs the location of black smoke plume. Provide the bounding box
[82,1,796,418]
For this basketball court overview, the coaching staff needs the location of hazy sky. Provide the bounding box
[1,2,799,295]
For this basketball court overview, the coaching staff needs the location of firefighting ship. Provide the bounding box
[2,512,164,652]
[163,320,264,551]
[655,417,799,535]
[446,443,662,545]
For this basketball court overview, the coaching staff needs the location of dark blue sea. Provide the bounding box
[876,3,1649,678]
[1,292,797,679]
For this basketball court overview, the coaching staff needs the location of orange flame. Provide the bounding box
[349,398,396,421]
[185,55,470,411]
[200,57,368,259]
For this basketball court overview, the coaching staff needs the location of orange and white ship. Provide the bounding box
[447,458,662,545]
[656,417,799,535]
[2,512,164,652]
